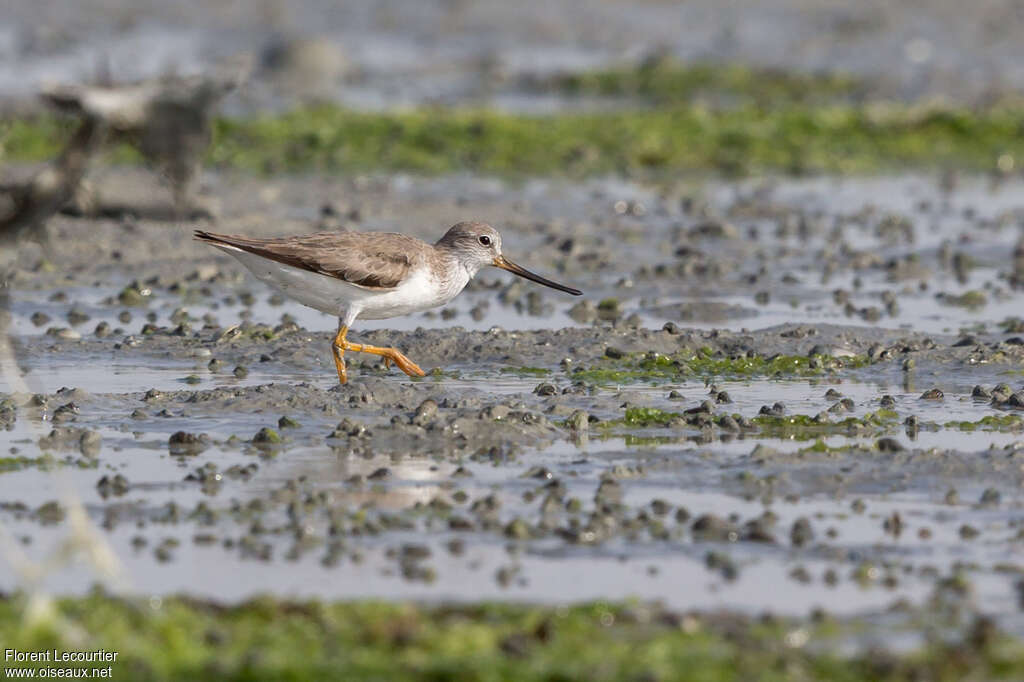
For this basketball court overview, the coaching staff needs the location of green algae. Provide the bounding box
[594,407,901,440]
[590,407,683,431]
[999,317,1024,334]
[0,455,46,474]
[499,366,552,377]
[2,593,1022,682]
[574,350,871,385]
[541,60,865,107]
[620,433,679,447]
[252,427,282,444]
[798,439,856,456]
[940,290,989,309]
[5,97,1024,178]
[942,414,1024,432]
[622,407,681,427]
[752,410,900,440]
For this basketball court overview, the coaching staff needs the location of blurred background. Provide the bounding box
[4,0,1024,111]
[3,2,1024,680]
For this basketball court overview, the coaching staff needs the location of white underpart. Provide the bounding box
[213,244,470,328]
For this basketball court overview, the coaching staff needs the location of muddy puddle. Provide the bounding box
[7,171,1024,339]
[2,169,1024,639]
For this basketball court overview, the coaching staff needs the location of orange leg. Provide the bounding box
[331,327,349,384]
[331,326,425,384]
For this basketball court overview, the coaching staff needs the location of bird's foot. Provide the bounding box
[383,348,425,378]
[331,344,348,385]
[334,326,425,380]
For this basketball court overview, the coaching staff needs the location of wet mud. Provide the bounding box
[2,168,1024,643]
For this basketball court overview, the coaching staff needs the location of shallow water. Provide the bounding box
[3,0,1023,109]
[2,171,1024,636]
[8,173,1024,340]
[2,358,1023,620]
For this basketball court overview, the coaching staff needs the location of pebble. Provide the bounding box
[691,515,738,542]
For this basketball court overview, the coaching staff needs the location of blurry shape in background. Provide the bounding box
[0,112,106,254]
[259,35,353,100]
[41,55,252,219]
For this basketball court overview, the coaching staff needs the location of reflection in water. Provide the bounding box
[4,173,1024,627]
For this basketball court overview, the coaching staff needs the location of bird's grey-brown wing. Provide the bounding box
[194,230,420,290]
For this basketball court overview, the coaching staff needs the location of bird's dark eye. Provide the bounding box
[478,235,491,246]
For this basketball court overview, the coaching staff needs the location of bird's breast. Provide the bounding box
[356,264,469,320]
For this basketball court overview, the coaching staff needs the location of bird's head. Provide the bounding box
[436,221,581,295]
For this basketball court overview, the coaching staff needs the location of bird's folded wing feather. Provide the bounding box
[195,230,417,290]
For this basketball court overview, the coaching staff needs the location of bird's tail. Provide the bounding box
[193,229,246,248]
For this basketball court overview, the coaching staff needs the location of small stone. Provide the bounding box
[504,519,531,540]
[876,437,905,453]
[413,399,438,425]
[522,466,554,480]
[979,489,1001,506]
[604,347,625,360]
[118,285,147,306]
[970,382,995,399]
[37,501,66,524]
[484,404,510,421]
[650,499,671,516]
[790,518,814,547]
[690,220,738,239]
[52,402,79,423]
[959,525,980,540]
[567,410,589,431]
[168,431,208,455]
[595,477,622,506]
[329,418,367,438]
[759,402,785,416]
[253,428,282,444]
[992,384,1013,401]
[67,309,90,326]
[691,514,738,542]
[741,519,775,543]
[79,430,102,456]
[278,416,301,429]
[686,400,715,415]
[533,383,557,396]
[48,327,81,340]
[717,415,740,431]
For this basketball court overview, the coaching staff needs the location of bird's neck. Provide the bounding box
[431,249,475,299]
